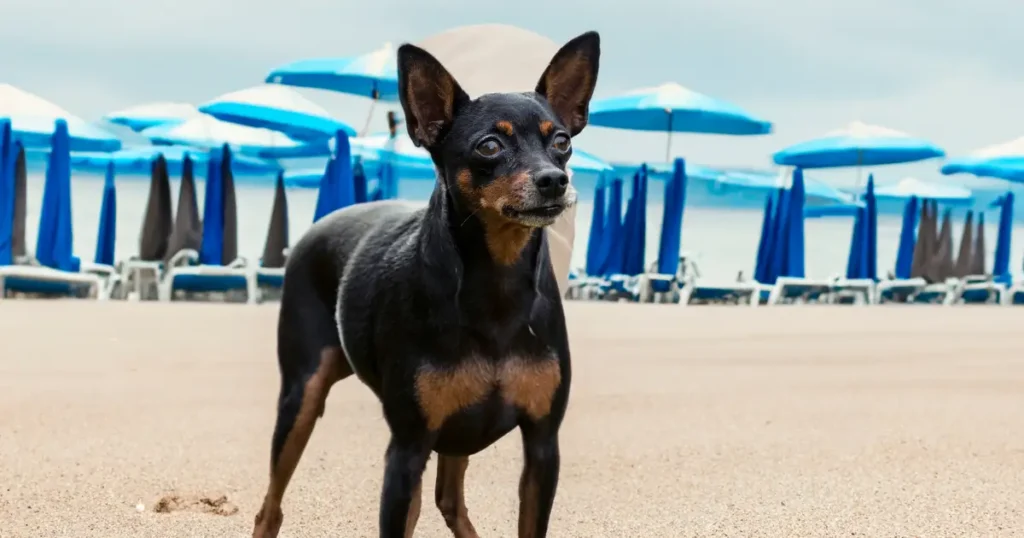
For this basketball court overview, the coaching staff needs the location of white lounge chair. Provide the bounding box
[766,276,837,305]
[0,263,103,300]
[254,247,289,304]
[874,277,928,304]
[157,249,257,304]
[950,275,1007,305]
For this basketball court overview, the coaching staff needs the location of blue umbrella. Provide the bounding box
[68,145,280,175]
[103,102,199,132]
[313,132,356,221]
[992,192,1014,278]
[782,168,806,278]
[94,162,117,265]
[656,158,687,275]
[266,43,399,101]
[590,82,772,160]
[353,159,369,204]
[199,147,224,265]
[1,84,122,152]
[871,177,973,206]
[598,178,625,276]
[753,193,776,283]
[774,121,944,168]
[622,167,649,276]
[940,136,1024,182]
[0,120,14,265]
[35,120,79,271]
[584,174,607,276]
[767,187,791,284]
[199,85,357,141]
[142,115,328,159]
[864,174,879,280]
[846,207,868,279]
[893,196,919,279]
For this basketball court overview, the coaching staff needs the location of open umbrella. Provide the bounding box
[103,102,200,132]
[871,177,973,206]
[774,121,944,169]
[266,43,399,101]
[953,211,975,278]
[1,84,121,152]
[971,213,987,276]
[69,145,280,175]
[584,175,607,276]
[199,85,356,141]
[261,172,290,269]
[656,158,687,276]
[893,196,919,279]
[94,162,117,265]
[165,155,203,262]
[142,114,328,159]
[35,120,79,271]
[940,136,1024,181]
[589,82,772,161]
[138,156,173,261]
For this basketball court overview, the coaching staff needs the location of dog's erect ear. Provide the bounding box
[397,44,470,148]
[535,31,601,137]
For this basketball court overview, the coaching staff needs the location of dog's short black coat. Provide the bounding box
[253,30,600,538]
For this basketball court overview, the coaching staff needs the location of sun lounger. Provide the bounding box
[679,279,760,306]
[157,249,257,304]
[0,263,103,299]
[254,247,290,303]
[951,275,1007,305]
[830,277,877,305]
[766,276,837,305]
[875,277,928,303]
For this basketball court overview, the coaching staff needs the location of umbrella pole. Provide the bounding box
[664,112,674,163]
[360,94,379,137]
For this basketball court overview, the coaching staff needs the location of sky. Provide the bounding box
[3,0,1024,188]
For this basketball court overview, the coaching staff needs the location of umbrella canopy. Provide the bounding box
[893,196,919,279]
[656,158,687,276]
[141,115,328,159]
[992,193,1014,277]
[584,175,607,276]
[165,155,203,263]
[940,136,1024,181]
[199,85,356,141]
[35,120,79,271]
[588,82,772,135]
[138,155,173,261]
[103,102,200,132]
[953,211,975,278]
[773,121,945,168]
[261,172,290,268]
[266,43,399,101]
[972,213,987,276]
[871,177,973,206]
[69,145,279,175]
[94,162,117,265]
[1,84,122,152]
[928,208,955,282]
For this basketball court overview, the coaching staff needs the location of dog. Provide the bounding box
[252,30,601,538]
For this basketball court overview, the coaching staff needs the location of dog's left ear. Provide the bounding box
[397,44,470,148]
[535,31,601,137]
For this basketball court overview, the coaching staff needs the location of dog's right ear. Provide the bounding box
[397,44,470,148]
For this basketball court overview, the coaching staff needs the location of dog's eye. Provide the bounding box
[552,134,571,152]
[475,138,503,157]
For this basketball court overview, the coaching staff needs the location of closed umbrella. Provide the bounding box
[992,193,1014,277]
[11,143,28,260]
[220,146,239,265]
[0,120,13,265]
[656,159,687,276]
[261,172,290,269]
[952,211,974,278]
[971,213,986,276]
[753,193,775,283]
[165,155,203,262]
[35,120,79,271]
[910,200,933,279]
[928,208,955,283]
[598,178,624,276]
[138,155,173,261]
[893,196,919,279]
[94,162,117,266]
[585,176,607,276]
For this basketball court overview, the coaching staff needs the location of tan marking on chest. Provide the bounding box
[414,354,562,430]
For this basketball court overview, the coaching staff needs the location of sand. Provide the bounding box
[1,300,1023,538]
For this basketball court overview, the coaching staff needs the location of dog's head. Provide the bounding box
[396,31,601,229]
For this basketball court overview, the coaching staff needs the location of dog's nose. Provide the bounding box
[532,169,569,199]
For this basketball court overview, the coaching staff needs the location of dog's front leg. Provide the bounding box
[380,437,431,538]
[517,421,561,538]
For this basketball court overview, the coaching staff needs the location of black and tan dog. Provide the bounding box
[252,30,601,538]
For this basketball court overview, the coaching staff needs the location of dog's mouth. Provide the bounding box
[503,204,566,221]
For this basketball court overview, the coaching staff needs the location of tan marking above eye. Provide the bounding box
[496,121,514,136]
[539,120,554,136]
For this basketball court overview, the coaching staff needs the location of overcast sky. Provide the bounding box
[3,0,1023,187]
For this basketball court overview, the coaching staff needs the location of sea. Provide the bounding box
[21,170,1024,281]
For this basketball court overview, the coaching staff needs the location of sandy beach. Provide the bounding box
[2,301,1023,537]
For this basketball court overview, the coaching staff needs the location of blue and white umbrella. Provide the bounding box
[589,82,772,160]
[1,83,121,152]
[68,145,280,175]
[940,136,1024,182]
[198,85,356,141]
[266,42,399,101]
[141,115,329,159]
[773,121,945,169]
[103,102,200,132]
[870,177,973,205]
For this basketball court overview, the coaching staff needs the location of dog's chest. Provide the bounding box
[414,352,562,432]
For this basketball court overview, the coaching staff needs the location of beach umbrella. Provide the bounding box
[266,43,399,101]
[773,121,944,169]
[584,175,607,276]
[141,115,328,159]
[343,132,434,181]
[313,131,356,222]
[199,85,357,141]
[589,82,772,161]
[893,196,919,279]
[0,120,14,266]
[138,156,173,261]
[768,187,791,283]
[940,136,1024,182]
[871,177,973,207]
[199,147,224,265]
[598,178,625,276]
[971,213,987,276]
[103,102,200,132]
[621,167,649,276]
[992,193,1014,278]
[780,168,807,278]
[1,84,122,152]
[910,200,933,279]
[11,143,27,260]
[753,193,776,283]
[656,158,687,276]
[352,159,368,204]
[68,145,280,176]
[952,211,975,278]
[845,207,867,279]
[35,120,79,271]
[220,146,239,265]
[94,162,117,266]
[928,208,955,282]
[568,149,614,176]
[165,155,203,263]
[261,172,290,269]
[864,175,878,281]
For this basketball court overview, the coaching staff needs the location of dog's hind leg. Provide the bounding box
[253,297,353,538]
[435,455,480,538]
